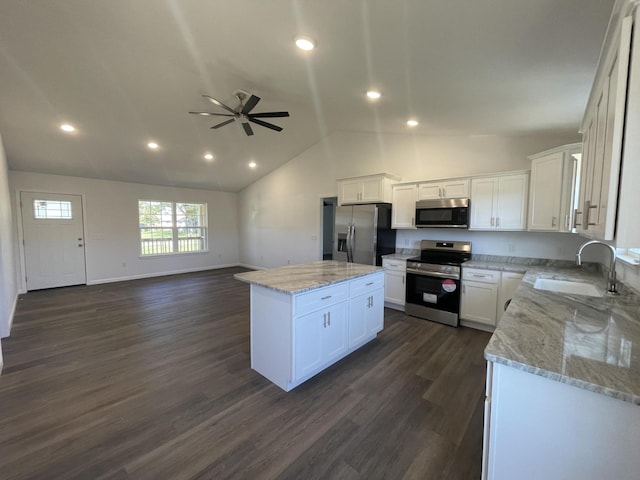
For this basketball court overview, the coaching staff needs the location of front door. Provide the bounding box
[20,192,87,290]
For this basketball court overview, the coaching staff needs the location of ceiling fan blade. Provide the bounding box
[202,95,236,114]
[249,117,283,132]
[248,111,290,118]
[210,118,236,129]
[241,95,261,115]
[242,122,254,136]
[189,111,235,117]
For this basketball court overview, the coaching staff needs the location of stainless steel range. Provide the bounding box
[405,240,471,327]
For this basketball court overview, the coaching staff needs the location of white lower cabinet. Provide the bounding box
[483,361,640,480]
[294,301,348,380]
[382,257,406,309]
[461,268,523,329]
[350,288,384,347]
[498,272,524,318]
[250,271,385,391]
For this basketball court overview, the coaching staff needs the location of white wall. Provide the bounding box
[0,132,17,370]
[10,172,239,288]
[238,130,582,267]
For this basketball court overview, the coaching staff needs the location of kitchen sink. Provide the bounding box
[533,278,603,297]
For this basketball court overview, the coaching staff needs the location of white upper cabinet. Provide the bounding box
[338,173,400,205]
[470,173,529,231]
[577,14,633,241]
[417,179,469,200]
[617,8,640,248]
[528,144,581,232]
[391,184,417,229]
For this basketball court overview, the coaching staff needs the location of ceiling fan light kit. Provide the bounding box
[189,92,290,136]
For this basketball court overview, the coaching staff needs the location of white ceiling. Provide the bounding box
[0,0,615,192]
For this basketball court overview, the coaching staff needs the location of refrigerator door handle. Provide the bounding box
[350,224,356,263]
[346,224,352,262]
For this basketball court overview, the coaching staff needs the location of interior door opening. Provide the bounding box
[322,197,337,260]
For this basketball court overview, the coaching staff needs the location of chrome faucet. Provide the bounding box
[576,240,618,295]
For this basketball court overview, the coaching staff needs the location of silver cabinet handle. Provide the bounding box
[551,216,557,227]
[411,216,415,226]
[574,209,582,227]
[328,311,331,326]
[321,295,332,300]
[402,276,405,285]
[323,313,327,328]
[496,217,500,227]
[471,273,489,278]
[442,187,447,197]
[490,217,495,226]
[366,282,374,286]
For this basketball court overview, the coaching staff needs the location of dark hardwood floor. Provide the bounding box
[0,267,491,480]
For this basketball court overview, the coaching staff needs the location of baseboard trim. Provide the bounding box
[86,264,241,285]
[238,263,265,271]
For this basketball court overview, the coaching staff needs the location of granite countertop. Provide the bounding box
[234,261,383,294]
[485,265,640,405]
[381,253,415,261]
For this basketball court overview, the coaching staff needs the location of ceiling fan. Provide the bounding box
[189,90,290,136]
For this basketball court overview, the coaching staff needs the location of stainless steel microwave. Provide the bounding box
[415,198,469,228]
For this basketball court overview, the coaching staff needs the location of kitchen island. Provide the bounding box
[481,265,640,480]
[234,261,384,391]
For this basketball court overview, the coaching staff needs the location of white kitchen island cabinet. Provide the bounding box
[235,262,384,392]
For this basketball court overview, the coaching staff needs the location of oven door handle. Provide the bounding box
[406,268,460,280]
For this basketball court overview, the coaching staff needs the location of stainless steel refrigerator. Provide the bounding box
[333,203,396,266]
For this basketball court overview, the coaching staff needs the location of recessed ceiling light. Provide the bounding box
[204,153,214,161]
[406,119,419,127]
[147,142,159,150]
[60,123,76,133]
[295,36,316,51]
[366,90,382,100]
[248,161,257,169]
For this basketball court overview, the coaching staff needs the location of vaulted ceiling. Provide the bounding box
[0,0,615,192]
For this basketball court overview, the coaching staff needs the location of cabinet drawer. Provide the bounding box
[350,272,384,297]
[382,258,406,271]
[462,268,500,284]
[295,283,349,316]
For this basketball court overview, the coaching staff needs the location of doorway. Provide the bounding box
[20,192,87,290]
[322,197,337,260]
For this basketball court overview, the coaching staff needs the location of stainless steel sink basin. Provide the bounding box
[533,278,603,297]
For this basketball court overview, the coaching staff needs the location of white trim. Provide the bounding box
[238,263,265,271]
[0,292,19,339]
[86,263,239,285]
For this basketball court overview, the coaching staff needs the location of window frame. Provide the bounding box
[138,200,208,257]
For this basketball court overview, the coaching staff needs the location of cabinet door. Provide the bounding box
[340,180,362,205]
[349,292,368,347]
[470,178,497,230]
[361,177,384,203]
[294,310,324,379]
[498,272,523,321]
[391,184,417,228]
[460,280,498,326]
[366,288,385,334]
[322,301,349,364]
[496,174,528,231]
[384,269,405,305]
[417,181,442,200]
[442,179,470,198]
[528,154,564,231]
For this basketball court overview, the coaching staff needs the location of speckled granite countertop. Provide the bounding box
[234,261,382,294]
[485,265,640,405]
[381,253,414,261]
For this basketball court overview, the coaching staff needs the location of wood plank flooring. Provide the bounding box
[0,267,491,480]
